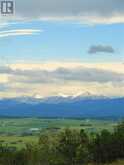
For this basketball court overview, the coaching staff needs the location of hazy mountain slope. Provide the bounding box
[0,96,124,118]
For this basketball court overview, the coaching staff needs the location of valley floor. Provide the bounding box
[0,117,118,148]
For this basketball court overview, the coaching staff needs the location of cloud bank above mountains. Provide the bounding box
[0,63,124,98]
[0,65,123,84]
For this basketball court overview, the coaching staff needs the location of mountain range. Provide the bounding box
[0,94,124,118]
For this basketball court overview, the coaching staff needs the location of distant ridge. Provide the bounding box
[4,92,108,104]
[0,95,124,118]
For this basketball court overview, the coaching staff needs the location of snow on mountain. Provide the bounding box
[10,92,108,104]
[0,92,112,105]
[0,94,124,118]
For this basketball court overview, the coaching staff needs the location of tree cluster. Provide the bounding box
[0,122,124,165]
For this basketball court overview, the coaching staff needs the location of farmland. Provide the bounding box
[0,117,119,149]
[0,117,124,165]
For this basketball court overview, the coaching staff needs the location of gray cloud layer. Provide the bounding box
[0,84,8,92]
[1,0,124,24]
[16,0,124,17]
[0,66,124,84]
[88,45,115,54]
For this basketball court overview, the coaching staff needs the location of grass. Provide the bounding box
[0,117,123,165]
[90,160,124,165]
[0,117,117,133]
[0,135,38,149]
[109,160,124,165]
[0,117,119,149]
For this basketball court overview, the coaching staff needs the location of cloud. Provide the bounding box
[0,29,42,38]
[0,83,8,92]
[0,0,123,24]
[88,45,115,54]
[0,63,124,97]
[0,23,10,29]
[0,65,124,84]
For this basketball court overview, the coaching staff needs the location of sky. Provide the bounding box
[0,0,124,98]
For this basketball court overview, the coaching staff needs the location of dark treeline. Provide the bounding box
[0,122,124,165]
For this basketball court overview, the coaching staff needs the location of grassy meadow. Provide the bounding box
[0,117,119,149]
[0,117,124,165]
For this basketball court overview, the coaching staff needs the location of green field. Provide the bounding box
[0,117,118,133]
[0,118,123,165]
[90,160,124,165]
[0,117,119,149]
